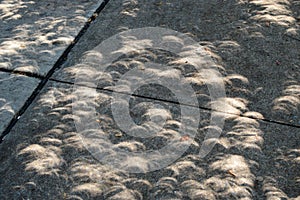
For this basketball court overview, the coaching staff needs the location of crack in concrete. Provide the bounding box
[0,0,111,143]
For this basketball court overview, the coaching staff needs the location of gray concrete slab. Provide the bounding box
[0,0,299,199]
[0,80,299,199]
[0,0,104,75]
[0,72,39,134]
[53,0,300,126]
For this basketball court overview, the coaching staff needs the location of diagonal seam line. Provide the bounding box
[0,68,45,79]
[50,78,300,129]
[0,0,111,143]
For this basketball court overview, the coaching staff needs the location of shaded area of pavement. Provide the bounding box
[0,0,106,137]
[0,0,300,199]
[55,0,300,127]
[0,0,103,75]
[0,80,299,199]
[0,72,39,133]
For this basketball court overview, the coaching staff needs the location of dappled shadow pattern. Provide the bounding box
[1,0,300,199]
[0,72,39,133]
[0,0,101,75]
[55,0,300,198]
[1,25,265,200]
[0,80,265,199]
[248,0,300,125]
[0,82,139,199]
[272,79,300,125]
[249,0,297,27]
[261,123,300,199]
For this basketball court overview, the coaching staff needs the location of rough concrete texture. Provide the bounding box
[0,80,299,199]
[54,0,300,126]
[0,0,299,199]
[0,72,39,134]
[0,0,103,75]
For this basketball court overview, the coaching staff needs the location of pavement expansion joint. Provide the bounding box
[0,0,111,143]
[50,76,300,130]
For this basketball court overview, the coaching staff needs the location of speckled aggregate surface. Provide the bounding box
[0,0,299,199]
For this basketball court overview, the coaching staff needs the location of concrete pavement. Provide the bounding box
[1,0,300,199]
[0,0,107,135]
